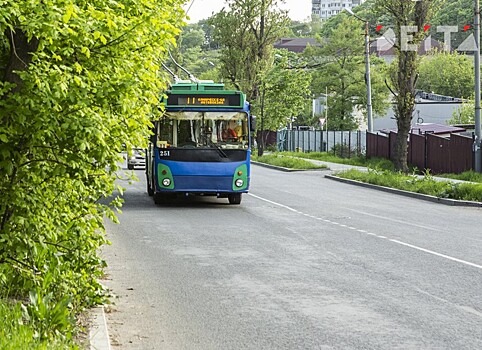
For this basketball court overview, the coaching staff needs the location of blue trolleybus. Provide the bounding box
[146,81,255,205]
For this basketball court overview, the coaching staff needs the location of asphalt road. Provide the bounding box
[102,165,482,350]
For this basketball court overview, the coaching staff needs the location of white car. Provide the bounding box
[127,148,146,170]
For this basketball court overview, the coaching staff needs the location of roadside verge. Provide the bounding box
[325,174,482,208]
[251,160,329,172]
[252,160,481,207]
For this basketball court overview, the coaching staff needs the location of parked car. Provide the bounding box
[127,148,146,170]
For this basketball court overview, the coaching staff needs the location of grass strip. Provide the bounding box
[252,154,327,170]
[336,169,482,202]
[437,170,482,183]
[280,152,394,170]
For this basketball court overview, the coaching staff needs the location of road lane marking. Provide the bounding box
[249,193,482,271]
[347,208,441,232]
[390,239,482,270]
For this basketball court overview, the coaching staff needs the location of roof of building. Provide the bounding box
[274,38,319,53]
[410,123,466,134]
[370,37,445,56]
[380,123,466,135]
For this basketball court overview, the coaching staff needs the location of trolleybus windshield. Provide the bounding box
[156,111,249,150]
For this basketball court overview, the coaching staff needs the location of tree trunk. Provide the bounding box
[3,28,39,92]
[393,49,417,173]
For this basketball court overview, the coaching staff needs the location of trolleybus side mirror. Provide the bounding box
[250,115,257,132]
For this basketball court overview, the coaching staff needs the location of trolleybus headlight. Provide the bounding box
[235,179,244,187]
[162,178,171,187]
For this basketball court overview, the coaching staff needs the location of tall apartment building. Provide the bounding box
[311,0,365,21]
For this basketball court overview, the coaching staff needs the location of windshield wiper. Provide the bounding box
[209,140,228,158]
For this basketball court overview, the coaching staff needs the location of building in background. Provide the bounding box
[311,0,365,21]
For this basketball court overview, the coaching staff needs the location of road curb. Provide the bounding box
[89,306,111,350]
[325,174,482,208]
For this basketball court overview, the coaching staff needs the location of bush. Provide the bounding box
[331,143,361,158]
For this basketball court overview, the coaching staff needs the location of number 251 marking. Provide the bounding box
[159,150,170,157]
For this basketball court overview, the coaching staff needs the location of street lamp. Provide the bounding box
[344,8,373,133]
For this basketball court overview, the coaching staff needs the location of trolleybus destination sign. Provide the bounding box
[166,93,242,107]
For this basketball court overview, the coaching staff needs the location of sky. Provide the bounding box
[183,0,312,23]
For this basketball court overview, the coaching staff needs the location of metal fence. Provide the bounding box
[277,129,366,157]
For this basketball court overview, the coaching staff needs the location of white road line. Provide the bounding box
[348,208,441,232]
[248,193,482,271]
[249,193,301,213]
[390,239,482,270]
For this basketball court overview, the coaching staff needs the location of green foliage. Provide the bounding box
[306,16,389,130]
[258,50,312,130]
[0,299,76,349]
[252,154,327,169]
[22,291,73,340]
[209,0,290,101]
[438,170,482,183]
[374,0,441,172]
[448,100,475,125]
[330,143,361,159]
[431,0,473,49]
[418,51,474,98]
[447,183,482,201]
[288,19,319,37]
[317,0,391,38]
[179,25,206,51]
[0,0,185,341]
[336,168,482,202]
[281,152,394,170]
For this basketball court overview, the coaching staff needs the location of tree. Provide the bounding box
[306,16,389,130]
[208,0,290,102]
[431,0,473,49]
[449,100,475,125]
[288,20,316,37]
[181,46,221,80]
[198,19,221,50]
[0,0,185,311]
[418,51,474,98]
[259,50,312,131]
[318,0,391,38]
[179,25,207,52]
[375,0,440,172]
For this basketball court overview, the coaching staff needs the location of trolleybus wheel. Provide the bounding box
[228,193,242,205]
[147,177,154,196]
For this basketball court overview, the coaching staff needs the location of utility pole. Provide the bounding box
[364,20,373,133]
[257,0,266,157]
[345,8,373,133]
[475,0,482,172]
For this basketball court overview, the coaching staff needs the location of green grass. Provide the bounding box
[0,299,78,350]
[437,170,482,183]
[336,168,482,202]
[280,151,394,170]
[252,154,327,170]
